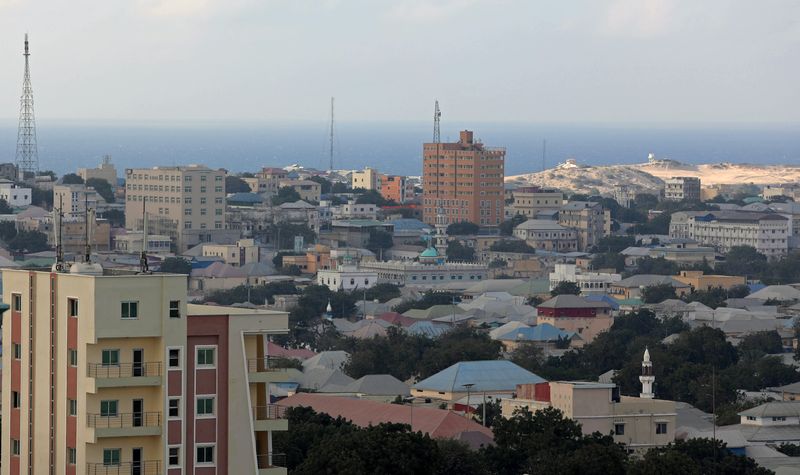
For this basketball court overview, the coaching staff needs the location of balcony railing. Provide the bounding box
[87,362,162,378]
[87,412,162,429]
[86,460,161,475]
[256,453,287,469]
[252,404,287,420]
[247,357,290,373]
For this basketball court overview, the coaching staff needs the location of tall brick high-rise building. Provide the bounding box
[422,130,505,226]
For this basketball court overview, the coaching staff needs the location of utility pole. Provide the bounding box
[433,100,441,143]
[15,33,39,179]
[329,97,335,172]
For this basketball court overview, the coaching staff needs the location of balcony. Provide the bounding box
[252,404,288,432]
[87,363,162,390]
[86,460,161,475]
[257,453,287,475]
[87,412,162,438]
[247,357,292,383]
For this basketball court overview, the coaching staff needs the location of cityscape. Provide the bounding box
[2,2,800,475]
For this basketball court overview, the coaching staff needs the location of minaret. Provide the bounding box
[15,34,39,179]
[324,300,333,321]
[434,210,448,256]
[639,347,655,399]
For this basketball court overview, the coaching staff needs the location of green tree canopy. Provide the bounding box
[86,178,114,203]
[8,230,49,253]
[272,186,302,205]
[158,257,192,274]
[641,283,677,303]
[308,175,332,194]
[499,214,527,236]
[225,175,251,193]
[366,229,393,255]
[446,240,476,262]
[61,173,84,184]
[551,281,581,296]
[446,221,479,235]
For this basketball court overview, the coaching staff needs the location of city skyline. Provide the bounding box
[0,1,798,123]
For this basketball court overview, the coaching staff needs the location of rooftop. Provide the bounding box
[413,360,545,393]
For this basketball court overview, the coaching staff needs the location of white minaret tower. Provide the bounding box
[434,209,448,255]
[639,347,655,399]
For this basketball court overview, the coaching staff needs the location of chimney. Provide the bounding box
[459,130,474,144]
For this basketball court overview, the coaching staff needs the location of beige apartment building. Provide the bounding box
[54,184,99,220]
[422,130,505,226]
[558,201,609,251]
[664,176,701,202]
[125,165,228,252]
[278,179,321,203]
[2,266,290,475]
[351,167,381,191]
[511,186,563,218]
[78,156,118,188]
[202,238,261,266]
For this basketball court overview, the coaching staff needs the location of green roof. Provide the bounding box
[420,247,439,258]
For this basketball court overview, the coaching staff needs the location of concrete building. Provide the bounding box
[255,167,289,196]
[114,231,172,255]
[672,270,746,292]
[317,264,379,291]
[669,211,789,258]
[558,201,609,251]
[276,200,320,233]
[513,219,578,252]
[0,179,31,207]
[124,165,227,252]
[1,267,290,475]
[324,220,394,249]
[332,200,378,220]
[548,263,621,295]
[243,177,271,195]
[54,184,99,220]
[351,167,381,191]
[664,176,701,202]
[412,360,545,402]
[202,238,260,266]
[78,155,118,188]
[379,174,414,204]
[422,130,505,226]
[610,275,691,300]
[511,186,563,218]
[360,247,489,288]
[613,184,635,209]
[536,294,613,345]
[278,179,321,203]
[763,184,800,202]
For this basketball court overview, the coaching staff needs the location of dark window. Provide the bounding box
[169,300,180,318]
[168,349,180,368]
[68,298,78,317]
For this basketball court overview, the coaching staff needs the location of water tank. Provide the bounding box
[69,262,104,276]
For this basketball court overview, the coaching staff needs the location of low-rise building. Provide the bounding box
[351,167,381,191]
[0,179,31,207]
[548,263,621,295]
[77,155,118,187]
[513,219,578,252]
[412,360,545,402]
[536,294,613,345]
[276,200,320,233]
[54,183,98,219]
[360,247,488,288]
[279,179,321,203]
[672,270,746,292]
[669,211,789,258]
[511,186,563,218]
[202,238,260,266]
[323,219,394,248]
[610,275,691,300]
[379,174,414,204]
[664,176,701,201]
[114,231,172,254]
[559,201,608,251]
[317,264,379,291]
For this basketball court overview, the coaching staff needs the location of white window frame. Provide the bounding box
[121,300,139,320]
[196,345,216,368]
[168,397,181,419]
[167,347,182,369]
[168,445,181,467]
[195,395,215,418]
[195,444,215,466]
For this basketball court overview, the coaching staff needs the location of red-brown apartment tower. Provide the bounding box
[422,130,505,226]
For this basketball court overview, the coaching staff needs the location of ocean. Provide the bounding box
[1,121,800,177]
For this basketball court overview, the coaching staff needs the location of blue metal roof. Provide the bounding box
[226,192,263,203]
[388,218,430,230]
[413,360,545,393]
[584,294,620,310]
[495,323,573,342]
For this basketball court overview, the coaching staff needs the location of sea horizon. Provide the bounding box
[1,120,800,177]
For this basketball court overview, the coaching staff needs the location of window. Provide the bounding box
[12,390,20,408]
[196,445,214,464]
[168,398,180,418]
[169,349,181,368]
[169,300,181,318]
[12,293,21,311]
[68,298,78,317]
[197,347,215,367]
[69,349,78,367]
[103,448,121,466]
[102,349,119,366]
[655,422,668,434]
[169,446,180,466]
[197,396,214,416]
[68,447,76,465]
[184,208,192,216]
[614,423,625,435]
[100,400,118,417]
[68,399,77,416]
[121,301,139,319]
[13,343,21,359]
[11,439,20,456]
[773,416,787,422]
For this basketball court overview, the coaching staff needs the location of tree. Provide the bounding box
[366,229,393,255]
[272,186,302,205]
[641,283,677,303]
[551,281,581,296]
[61,173,84,184]
[0,221,17,241]
[0,198,12,214]
[355,189,396,207]
[203,281,299,306]
[592,235,635,253]
[308,176,332,194]
[717,245,768,279]
[331,182,351,193]
[31,186,53,208]
[475,400,501,428]
[225,175,251,193]
[7,230,49,252]
[591,252,626,272]
[499,214,526,236]
[99,209,125,227]
[490,239,536,254]
[684,287,728,309]
[86,178,114,203]
[364,283,402,303]
[488,258,507,269]
[269,222,316,249]
[446,221,479,235]
[511,343,545,373]
[272,251,303,269]
[631,256,680,275]
[158,257,192,274]
[446,240,475,262]
[392,291,460,314]
[628,438,772,475]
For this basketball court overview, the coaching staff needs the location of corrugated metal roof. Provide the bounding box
[413,360,545,393]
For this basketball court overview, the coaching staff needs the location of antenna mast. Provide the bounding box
[15,33,39,179]
[329,97,335,171]
[139,197,150,273]
[433,100,441,144]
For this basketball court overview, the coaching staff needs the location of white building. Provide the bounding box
[664,177,701,202]
[513,219,578,252]
[0,179,31,207]
[360,247,489,288]
[317,265,379,291]
[549,263,621,295]
[114,231,172,254]
[53,184,98,219]
[331,200,378,220]
[669,211,789,258]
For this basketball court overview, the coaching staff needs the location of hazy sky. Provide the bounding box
[0,0,798,123]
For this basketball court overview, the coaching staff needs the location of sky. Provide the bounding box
[0,0,799,124]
